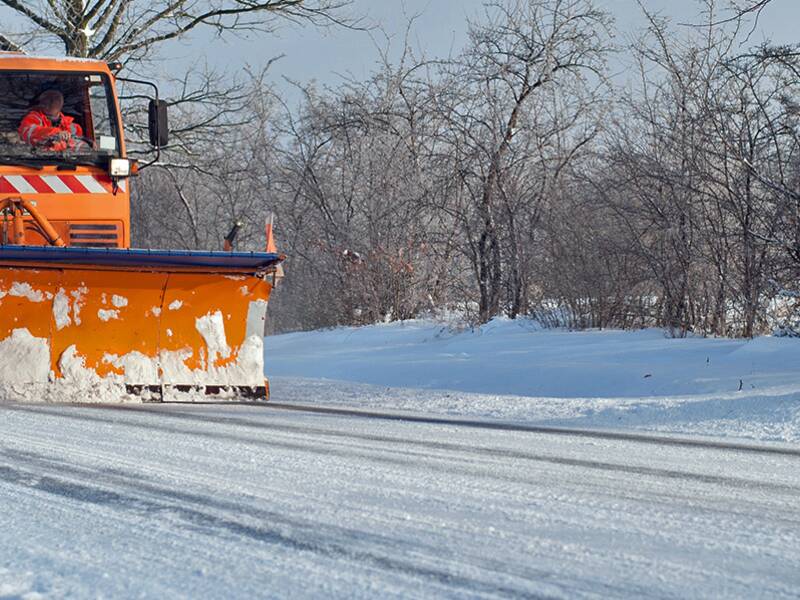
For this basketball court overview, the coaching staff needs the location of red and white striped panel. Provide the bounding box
[0,174,127,195]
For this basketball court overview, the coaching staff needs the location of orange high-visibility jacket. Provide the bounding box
[18,110,83,150]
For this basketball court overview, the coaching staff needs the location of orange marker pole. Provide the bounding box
[265,213,277,253]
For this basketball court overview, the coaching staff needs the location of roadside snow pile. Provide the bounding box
[265,318,800,443]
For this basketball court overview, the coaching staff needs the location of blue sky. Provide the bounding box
[180,0,797,98]
[2,0,796,91]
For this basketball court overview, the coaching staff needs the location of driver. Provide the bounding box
[18,89,85,151]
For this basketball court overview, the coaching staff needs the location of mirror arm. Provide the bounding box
[116,77,163,171]
[137,144,160,171]
[115,77,161,101]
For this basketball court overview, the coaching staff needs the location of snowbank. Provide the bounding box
[265,319,800,443]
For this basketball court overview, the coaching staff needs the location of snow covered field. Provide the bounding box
[266,319,800,443]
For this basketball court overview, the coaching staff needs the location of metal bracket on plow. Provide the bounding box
[126,384,268,403]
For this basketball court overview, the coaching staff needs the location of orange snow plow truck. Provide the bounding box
[0,53,283,403]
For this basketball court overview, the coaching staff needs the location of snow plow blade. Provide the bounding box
[0,246,283,403]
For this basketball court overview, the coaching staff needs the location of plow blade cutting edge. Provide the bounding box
[0,246,283,403]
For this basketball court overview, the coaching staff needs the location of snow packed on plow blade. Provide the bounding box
[0,246,283,403]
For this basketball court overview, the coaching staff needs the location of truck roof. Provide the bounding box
[0,52,111,73]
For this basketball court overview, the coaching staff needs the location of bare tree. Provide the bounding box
[0,0,350,63]
[269,49,455,327]
[435,0,611,323]
[131,65,282,250]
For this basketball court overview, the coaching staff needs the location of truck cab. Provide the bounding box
[0,53,132,248]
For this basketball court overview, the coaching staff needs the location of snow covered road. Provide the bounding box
[1,402,799,598]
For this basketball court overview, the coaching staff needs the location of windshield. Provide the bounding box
[0,71,121,166]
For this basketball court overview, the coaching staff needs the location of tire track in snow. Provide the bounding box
[14,409,787,556]
[42,400,799,456]
[264,402,800,457]
[0,443,560,598]
[2,405,800,598]
[9,409,798,541]
[6,404,800,498]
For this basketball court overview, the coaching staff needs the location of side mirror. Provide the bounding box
[148,99,169,147]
